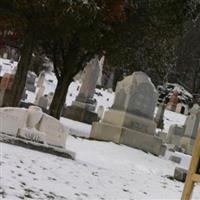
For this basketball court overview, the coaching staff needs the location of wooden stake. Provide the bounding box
[181,130,200,200]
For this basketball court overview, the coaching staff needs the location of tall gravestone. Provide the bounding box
[154,103,165,130]
[180,104,200,154]
[90,71,165,156]
[25,71,37,92]
[62,56,100,124]
[34,71,45,105]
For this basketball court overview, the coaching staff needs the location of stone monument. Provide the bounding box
[25,71,37,92]
[38,95,48,109]
[166,91,178,112]
[62,56,100,124]
[47,92,54,108]
[167,104,200,155]
[154,103,165,130]
[34,71,46,105]
[90,71,165,156]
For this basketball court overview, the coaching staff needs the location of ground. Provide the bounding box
[1,134,200,200]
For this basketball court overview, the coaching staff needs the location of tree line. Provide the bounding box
[0,0,197,119]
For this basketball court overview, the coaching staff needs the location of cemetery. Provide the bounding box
[1,1,200,200]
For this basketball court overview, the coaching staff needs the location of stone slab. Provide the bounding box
[102,109,156,135]
[90,121,164,156]
[90,122,122,143]
[62,105,99,124]
[38,114,68,148]
[120,128,164,156]
[0,132,75,160]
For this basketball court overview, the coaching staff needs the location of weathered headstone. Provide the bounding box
[154,103,165,129]
[34,85,45,105]
[63,56,100,124]
[167,104,200,155]
[38,95,48,109]
[176,103,188,115]
[97,56,105,87]
[47,92,54,108]
[184,104,200,139]
[25,71,37,92]
[36,71,45,87]
[90,71,165,156]
[97,105,104,119]
[166,91,178,112]
[0,106,68,148]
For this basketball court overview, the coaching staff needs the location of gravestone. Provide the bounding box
[97,105,104,119]
[38,95,48,109]
[90,71,165,156]
[154,103,165,129]
[167,104,200,155]
[21,89,28,101]
[184,104,200,139]
[166,91,178,112]
[106,72,114,90]
[34,71,46,105]
[176,103,188,115]
[47,92,54,108]
[0,106,68,148]
[97,56,105,87]
[34,85,45,105]
[25,71,36,92]
[37,71,45,87]
[63,56,100,124]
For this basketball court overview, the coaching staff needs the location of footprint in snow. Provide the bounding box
[92,172,98,177]
[48,177,57,181]
[81,192,88,197]
[123,188,130,193]
[28,171,36,175]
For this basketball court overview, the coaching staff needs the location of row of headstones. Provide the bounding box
[68,67,199,157]
[1,56,197,157]
[0,70,54,109]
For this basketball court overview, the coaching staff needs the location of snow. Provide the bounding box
[1,135,200,200]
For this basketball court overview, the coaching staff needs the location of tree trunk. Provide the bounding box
[3,32,34,107]
[49,75,72,119]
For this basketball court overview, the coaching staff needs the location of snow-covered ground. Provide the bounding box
[1,58,199,199]
[1,135,200,200]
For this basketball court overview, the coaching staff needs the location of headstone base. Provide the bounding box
[62,104,99,124]
[90,121,165,156]
[0,132,75,159]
